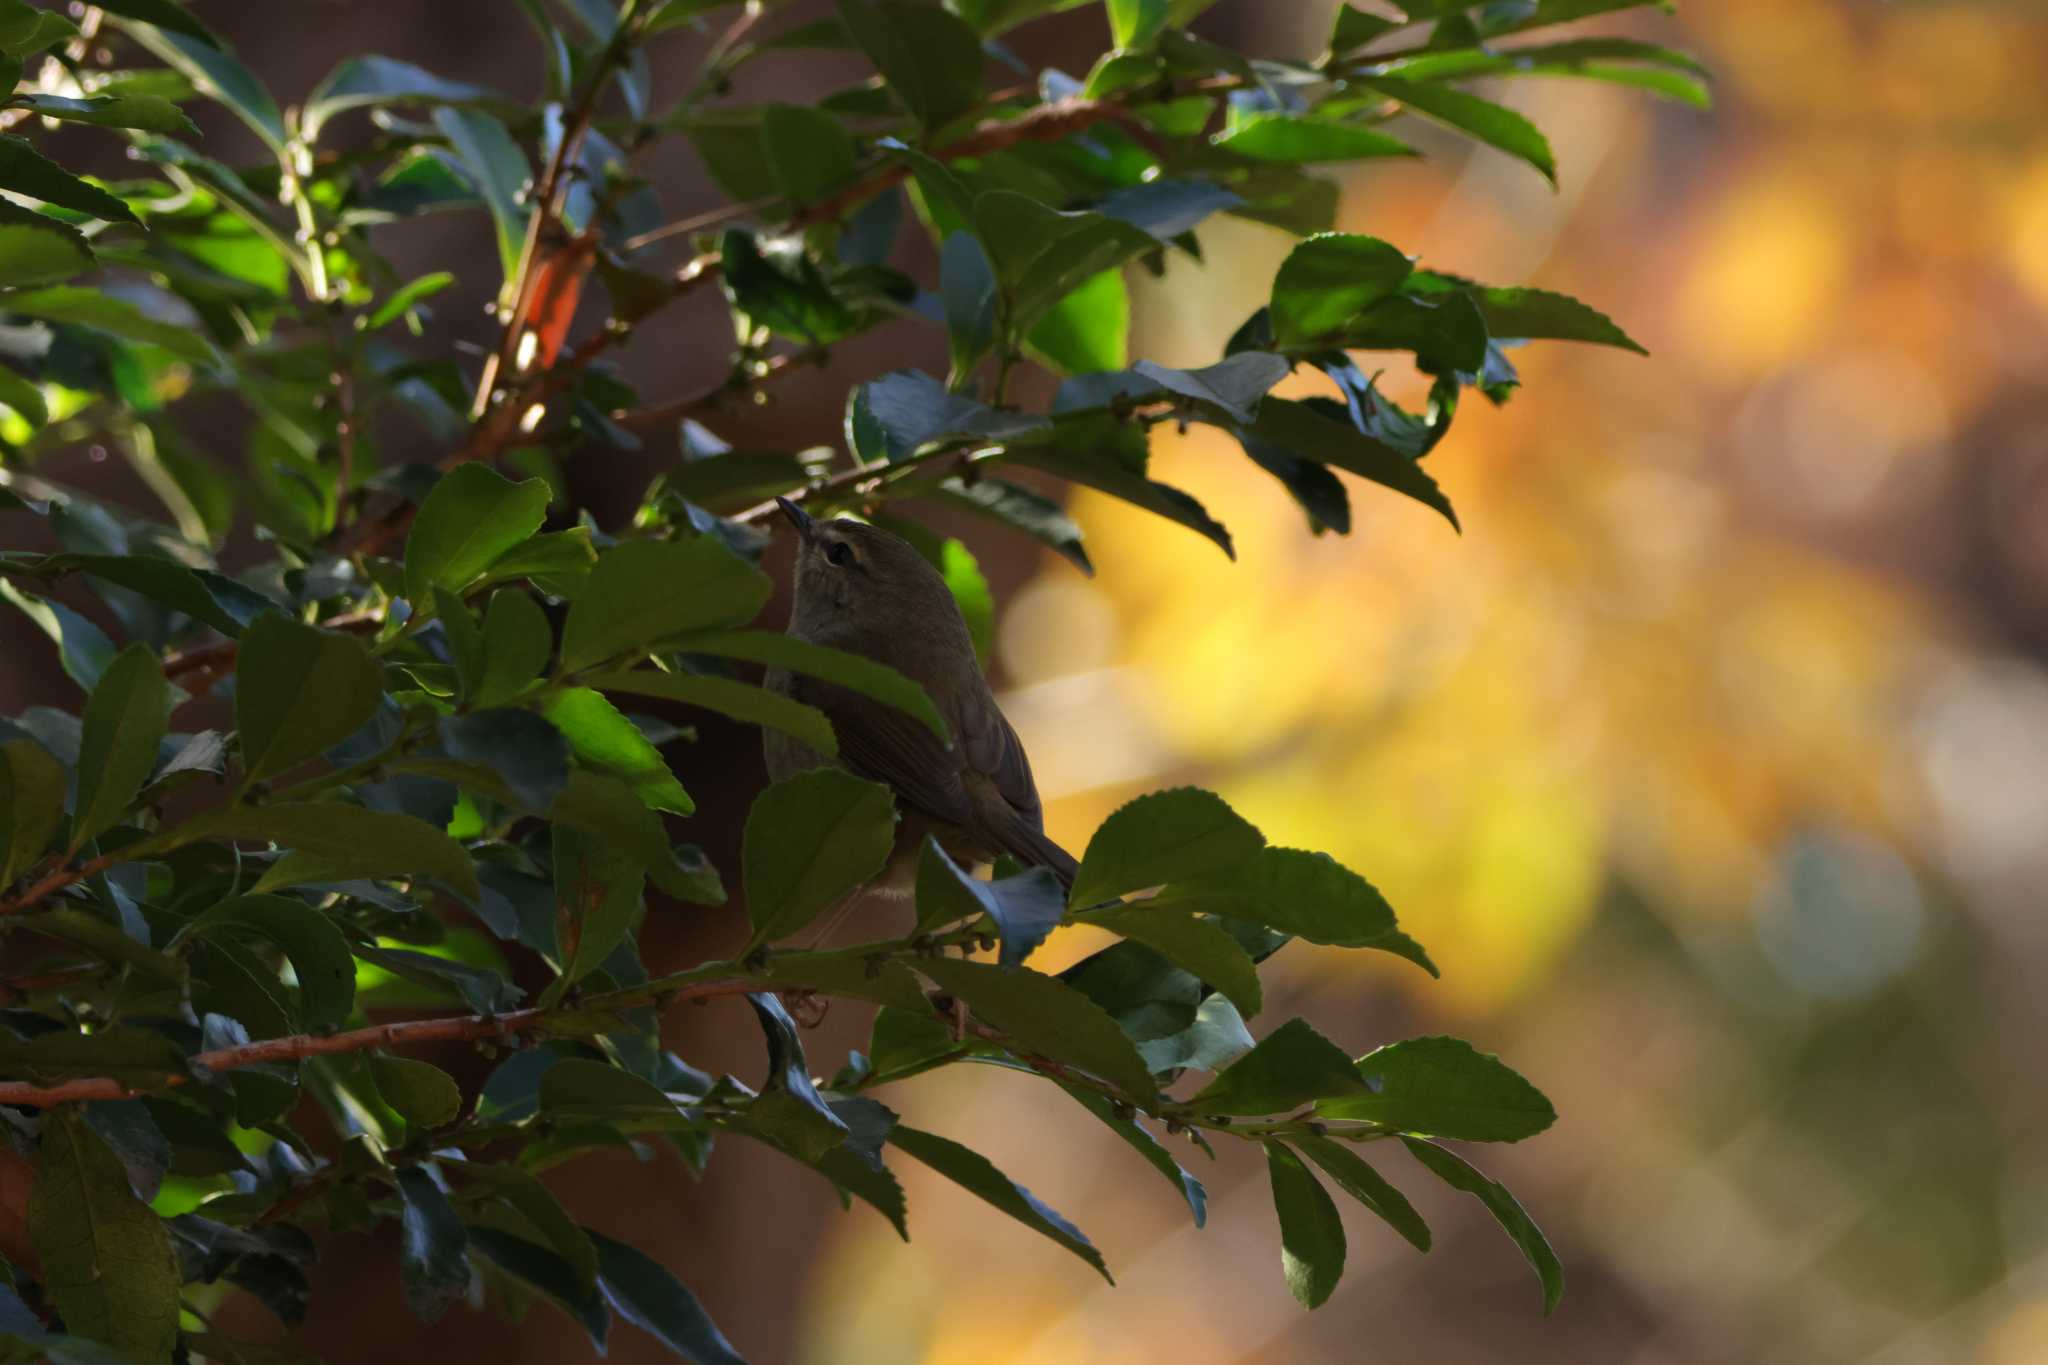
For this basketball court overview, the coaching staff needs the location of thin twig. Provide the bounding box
[609,346,818,434]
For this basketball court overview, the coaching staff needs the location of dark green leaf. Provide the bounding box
[1353,75,1556,183]
[539,1058,691,1126]
[583,668,837,757]
[1069,787,1265,908]
[405,465,552,604]
[973,192,1156,337]
[918,956,1156,1100]
[1412,271,1647,352]
[560,538,772,672]
[68,644,168,853]
[836,0,985,131]
[89,0,217,49]
[666,450,808,514]
[233,614,384,782]
[394,1168,469,1322]
[370,1055,463,1129]
[433,107,532,282]
[1294,1135,1431,1252]
[475,589,553,707]
[915,838,1065,966]
[1317,1036,1556,1141]
[1180,1017,1368,1116]
[548,769,719,902]
[549,821,646,994]
[860,369,1049,459]
[762,103,858,203]
[0,355,52,416]
[1077,905,1261,1017]
[1214,114,1416,165]
[889,1125,1111,1281]
[190,804,481,900]
[0,738,65,885]
[476,528,597,596]
[541,687,693,815]
[1329,3,1400,53]
[0,581,115,688]
[1152,845,1433,973]
[28,1109,180,1364]
[7,93,195,135]
[355,943,521,1014]
[304,55,499,140]
[1001,427,1231,559]
[0,136,139,224]
[439,709,570,813]
[926,476,1093,575]
[1401,1136,1564,1313]
[1269,232,1414,347]
[0,0,78,55]
[186,893,355,1031]
[1264,1141,1345,1308]
[1137,992,1255,1073]
[744,992,851,1162]
[458,1163,598,1291]
[0,285,216,366]
[63,554,276,636]
[591,1228,747,1364]
[123,21,285,153]
[940,229,999,377]
[717,227,863,345]
[742,767,896,945]
[1243,397,1459,529]
[679,630,949,743]
[0,1028,188,1088]
[466,1225,608,1348]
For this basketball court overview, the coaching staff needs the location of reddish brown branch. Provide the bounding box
[0,978,759,1108]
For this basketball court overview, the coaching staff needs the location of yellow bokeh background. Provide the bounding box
[797,2,2048,1361]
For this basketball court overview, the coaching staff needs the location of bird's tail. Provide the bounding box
[1001,821,1079,890]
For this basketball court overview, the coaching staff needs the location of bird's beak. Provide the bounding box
[775,496,814,540]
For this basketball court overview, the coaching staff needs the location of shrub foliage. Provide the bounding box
[0,1,1698,1358]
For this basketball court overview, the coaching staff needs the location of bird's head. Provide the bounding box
[776,497,961,647]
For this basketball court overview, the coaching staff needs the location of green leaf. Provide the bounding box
[928,476,1093,575]
[1105,0,1171,49]
[304,55,499,140]
[53,554,274,637]
[591,1228,747,1365]
[89,1,218,50]
[918,956,1157,1100]
[716,228,865,346]
[678,630,949,744]
[1401,1136,1564,1313]
[1384,37,1709,109]
[742,767,897,944]
[466,1226,607,1349]
[0,286,215,367]
[1069,787,1265,908]
[0,356,51,419]
[1002,430,1232,559]
[836,0,985,132]
[475,589,554,707]
[123,21,285,154]
[7,93,196,135]
[234,615,384,783]
[665,449,809,514]
[0,738,65,885]
[1137,992,1254,1074]
[915,838,1065,966]
[438,708,570,813]
[404,465,552,604]
[0,0,78,55]
[1352,74,1556,183]
[0,1028,188,1088]
[433,107,533,283]
[940,229,998,377]
[368,270,457,330]
[538,1058,690,1125]
[1243,397,1459,530]
[1076,905,1262,1017]
[743,991,852,1161]
[1214,114,1416,165]
[185,893,356,1031]
[973,192,1156,338]
[0,579,116,688]
[561,538,772,673]
[459,1163,598,1291]
[1412,271,1647,352]
[859,369,1050,459]
[476,527,597,596]
[1025,268,1128,376]
[762,103,858,203]
[585,669,836,757]
[394,1167,469,1323]
[541,687,693,815]
[1264,1141,1345,1309]
[548,769,718,902]
[1269,232,1414,347]
[68,644,168,853]
[371,1055,463,1129]
[549,820,645,994]
[1057,1083,1206,1226]
[1488,0,1674,38]
[1294,1134,1431,1252]
[192,804,481,900]
[1179,1017,1368,1116]
[1316,1036,1556,1141]
[888,1125,1111,1281]
[0,136,139,224]
[1328,3,1400,54]
[1152,846,1434,974]
[28,1109,180,1365]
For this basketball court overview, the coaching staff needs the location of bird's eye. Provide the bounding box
[825,541,855,569]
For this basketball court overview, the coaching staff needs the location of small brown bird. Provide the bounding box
[764,498,1078,896]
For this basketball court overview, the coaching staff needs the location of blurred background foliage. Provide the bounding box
[809,1,2048,1361]
[5,0,2044,1362]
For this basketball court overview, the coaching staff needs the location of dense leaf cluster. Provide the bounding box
[0,1,1695,1359]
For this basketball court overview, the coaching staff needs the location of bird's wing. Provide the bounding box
[796,677,973,827]
[961,696,1045,828]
